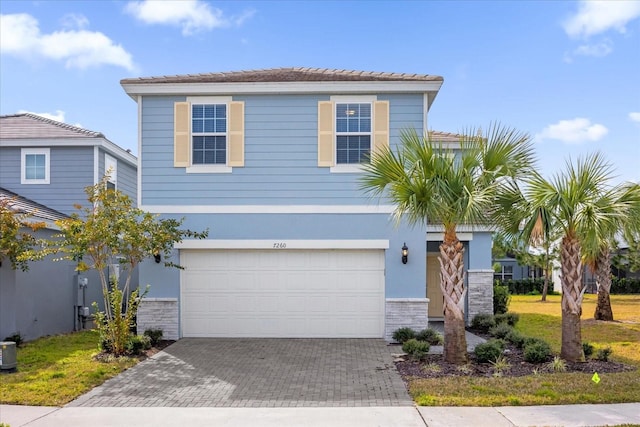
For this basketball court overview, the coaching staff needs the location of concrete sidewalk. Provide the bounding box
[2,403,639,426]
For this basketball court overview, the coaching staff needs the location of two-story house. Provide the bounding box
[120,67,494,341]
[0,113,138,340]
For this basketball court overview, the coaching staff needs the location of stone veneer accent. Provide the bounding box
[467,269,494,326]
[137,298,179,340]
[385,298,429,341]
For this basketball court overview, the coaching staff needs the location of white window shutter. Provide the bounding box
[373,101,389,155]
[174,102,190,167]
[228,101,245,167]
[318,101,334,167]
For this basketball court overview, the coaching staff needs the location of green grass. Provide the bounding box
[409,294,640,406]
[0,330,138,406]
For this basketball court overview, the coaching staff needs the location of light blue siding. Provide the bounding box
[139,94,424,206]
[140,213,427,300]
[468,232,493,269]
[98,148,137,203]
[0,146,94,215]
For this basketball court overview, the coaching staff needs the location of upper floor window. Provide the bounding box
[192,104,227,165]
[174,97,244,173]
[335,103,371,164]
[21,148,50,184]
[105,154,117,190]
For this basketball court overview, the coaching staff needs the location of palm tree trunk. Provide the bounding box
[439,230,468,364]
[541,246,550,302]
[594,248,614,321]
[560,235,586,362]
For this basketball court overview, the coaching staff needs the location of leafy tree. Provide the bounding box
[0,197,48,271]
[584,183,640,321]
[496,154,638,361]
[361,125,535,364]
[52,176,208,355]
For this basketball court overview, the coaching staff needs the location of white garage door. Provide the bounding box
[181,249,385,338]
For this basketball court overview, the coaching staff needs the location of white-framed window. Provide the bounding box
[494,265,514,281]
[105,154,117,190]
[191,103,227,165]
[335,103,372,165]
[21,148,50,184]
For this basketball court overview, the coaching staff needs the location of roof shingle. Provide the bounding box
[0,187,69,223]
[0,113,104,139]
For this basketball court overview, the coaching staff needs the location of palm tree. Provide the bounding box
[497,154,638,361]
[586,183,640,321]
[360,125,535,364]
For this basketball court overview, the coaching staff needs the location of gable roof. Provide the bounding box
[120,67,443,85]
[0,113,104,140]
[429,131,463,143]
[0,187,68,224]
[0,113,137,166]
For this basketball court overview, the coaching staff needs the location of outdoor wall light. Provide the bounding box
[154,253,161,264]
[402,243,409,264]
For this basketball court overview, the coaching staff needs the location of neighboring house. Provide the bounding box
[0,189,80,341]
[0,114,139,340]
[120,67,495,341]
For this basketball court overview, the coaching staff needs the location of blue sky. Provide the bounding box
[1,0,639,182]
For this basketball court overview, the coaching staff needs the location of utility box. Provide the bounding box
[0,341,17,371]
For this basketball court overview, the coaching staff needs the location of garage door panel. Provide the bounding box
[181,249,385,338]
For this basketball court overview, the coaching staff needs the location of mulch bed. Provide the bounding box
[94,340,175,362]
[394,332,635,380]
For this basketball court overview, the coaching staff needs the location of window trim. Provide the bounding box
[105,153,117,190]
[21,148,50,184]
[329,95,377,173]
[186,96,232,174]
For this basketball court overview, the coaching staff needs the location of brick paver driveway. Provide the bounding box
[69,339,412,407]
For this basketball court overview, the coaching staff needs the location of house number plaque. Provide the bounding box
[273,242,287,249]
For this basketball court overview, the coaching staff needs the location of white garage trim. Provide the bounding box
[180,249,385,338]
[176,239,389,250]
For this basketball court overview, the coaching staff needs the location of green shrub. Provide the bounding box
[402,338,430,360]
[493,282,510,314]
[610,278,640,294]
[506,329,526,348]
[489,322,513,339]
[596,347,613,361]
[3,332,23,347]
[471,313,496,332]
[416,328,443,345]
[494,312,520,327]
[582,342,594,358]
[524,339,552,363]
[392,327,416,344]
[126,334,152,355]
[474,339,505,363]
[144,328,163,346]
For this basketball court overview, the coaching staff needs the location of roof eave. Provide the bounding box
[121,80,444,100]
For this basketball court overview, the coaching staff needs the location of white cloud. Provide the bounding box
[563,0,640,39]
[563,39,613,63]
[0,13,135,71]
[60,13,89,30]
[124,0,254,36]
[536,118,608,144]
[630,112,640,123]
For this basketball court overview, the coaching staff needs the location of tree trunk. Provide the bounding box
[560,235,586,362]
[439,230,468,364]
[541,247,550,302]
[594,248,614,321]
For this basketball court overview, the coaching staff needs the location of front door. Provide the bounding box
[426,254,444,319]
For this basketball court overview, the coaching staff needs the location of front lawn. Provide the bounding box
[407,294,640,406]
[0,330,138,406]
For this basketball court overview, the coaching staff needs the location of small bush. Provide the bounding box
[392,327,416,344]
[493,282,510,314]
[582,342,594,358]
[490,355,511,376]
[506,329,526,348]
[489,322,513,339]
[144,328,163,346]
[471,313,496,333]
[524,339,552,363]
[416,328,444,345]
[402,338,430,360]
[3,332,23,347]
[596,347,613,362]
[474,339,505,363]
[126,334,152,355]
[549,356,567,372]
[494,312,520,327]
